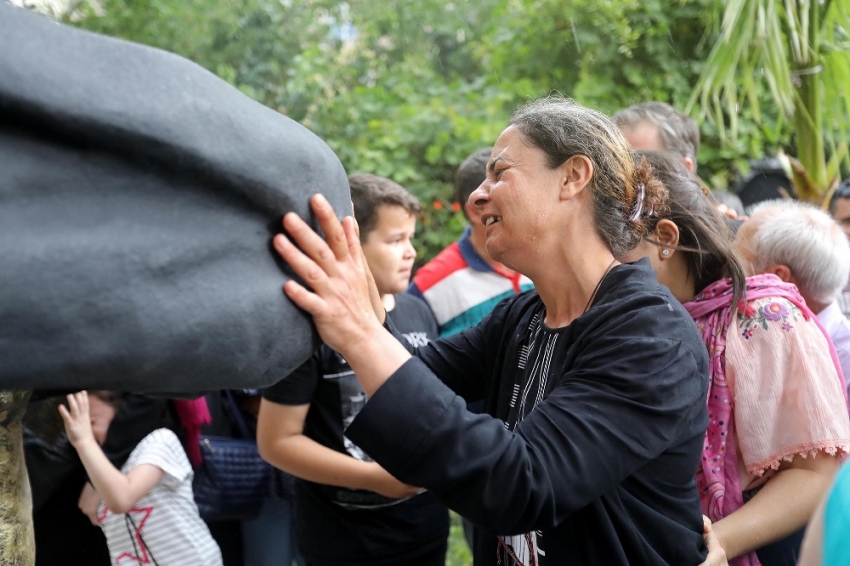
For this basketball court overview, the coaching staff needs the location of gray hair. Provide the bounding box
[509,96,667,258]
[748,200,850,304]
[613,102,700,170]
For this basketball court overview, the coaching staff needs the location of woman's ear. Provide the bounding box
[654,219,680,260]
[559,155,594,201]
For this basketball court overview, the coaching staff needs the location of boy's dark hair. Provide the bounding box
[454,148,493,219]
[88,390,123,411]
[348,173,421,241]
[638,150,746,304]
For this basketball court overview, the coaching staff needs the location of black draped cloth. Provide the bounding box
[0,4,350,392]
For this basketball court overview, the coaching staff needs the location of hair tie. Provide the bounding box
[630,183,646,222]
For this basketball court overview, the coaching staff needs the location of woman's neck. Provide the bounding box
[529,238,618,329]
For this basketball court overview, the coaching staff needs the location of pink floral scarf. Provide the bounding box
[684,274,847,566]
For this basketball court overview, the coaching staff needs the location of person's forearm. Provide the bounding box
[337,322,412,397]
[74,439,133,513]
[262,433,379,491]
[714,463,838,558]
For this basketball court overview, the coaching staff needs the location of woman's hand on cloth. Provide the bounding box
[273,195,412,398]
[699,515,728,566]
[273,194,385,355]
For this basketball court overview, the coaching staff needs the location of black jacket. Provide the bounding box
[348,260,710,565]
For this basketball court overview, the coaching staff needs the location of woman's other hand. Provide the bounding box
[59,391,95,448]
[699,515,729,566]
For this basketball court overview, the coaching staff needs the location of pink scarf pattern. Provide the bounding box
[684,274,848,566]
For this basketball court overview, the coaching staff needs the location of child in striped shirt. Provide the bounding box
[60,391,222,566]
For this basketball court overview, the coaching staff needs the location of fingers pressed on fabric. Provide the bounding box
[273,233,330,292]
[342,217,363,270]
[310,194,350,262]
[282,212,340,277]
[283,280,326,315]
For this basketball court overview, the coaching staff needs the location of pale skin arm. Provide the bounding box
[60,392,164,515]
[712,454,839,559]
[78,482,102,526]
[256,398,421,499]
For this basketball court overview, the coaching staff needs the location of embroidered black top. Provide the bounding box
[346,259,710,566]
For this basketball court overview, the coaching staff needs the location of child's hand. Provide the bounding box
[59,391,95,448]
[78,482,102,526]
[366,463,424,499]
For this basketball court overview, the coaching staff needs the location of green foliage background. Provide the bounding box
[54,0,789,264]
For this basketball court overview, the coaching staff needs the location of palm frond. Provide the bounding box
[690,0,850,194]
[687,0,795,126]
[822,0,850,173]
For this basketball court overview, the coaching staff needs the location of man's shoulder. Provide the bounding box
[829,312,850,351]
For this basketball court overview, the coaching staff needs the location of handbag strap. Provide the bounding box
[224,390,253,440]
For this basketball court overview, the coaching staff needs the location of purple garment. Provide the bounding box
[818,301,850,405]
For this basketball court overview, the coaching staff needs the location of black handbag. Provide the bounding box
[192,391,275,521]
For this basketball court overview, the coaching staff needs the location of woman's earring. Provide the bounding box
[661,249,670,257]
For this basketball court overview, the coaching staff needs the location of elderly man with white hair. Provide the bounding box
[735,200,850,399]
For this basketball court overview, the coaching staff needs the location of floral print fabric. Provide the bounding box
[727,296,850,478]
[685,274,850,566]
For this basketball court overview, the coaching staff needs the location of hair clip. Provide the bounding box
[630,183,646,222]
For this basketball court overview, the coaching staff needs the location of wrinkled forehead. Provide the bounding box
[619,121,665,152]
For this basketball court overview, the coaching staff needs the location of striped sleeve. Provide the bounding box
[128,429,192,488]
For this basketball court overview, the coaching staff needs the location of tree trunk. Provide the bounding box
[0,390,35,566]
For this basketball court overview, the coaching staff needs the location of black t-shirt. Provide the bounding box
[346,259,710,566]
[263,293,448,565]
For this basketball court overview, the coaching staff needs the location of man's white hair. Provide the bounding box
[748,199,850,303]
